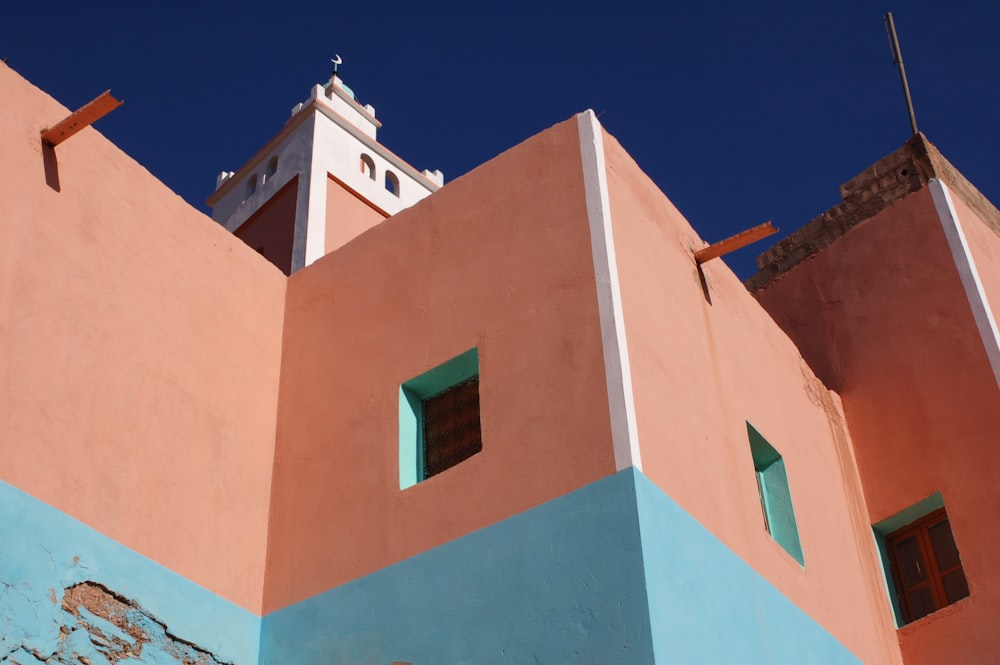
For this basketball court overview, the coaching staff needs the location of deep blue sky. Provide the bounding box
[4,1,997,278]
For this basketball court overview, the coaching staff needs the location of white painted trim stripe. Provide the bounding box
[577,110,642,472]
[303,158,329,268]
[930,178,1000,391]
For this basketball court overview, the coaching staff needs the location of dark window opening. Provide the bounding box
[886,508,969,624]
[385,170,400,196]
[360,153,376,180]
[399,348,480,489]
[422,377,482,479]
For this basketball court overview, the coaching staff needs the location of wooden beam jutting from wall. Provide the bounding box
[694,221,778,264]
[41,90,123,147]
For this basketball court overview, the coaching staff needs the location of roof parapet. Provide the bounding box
[747,133,1000,291]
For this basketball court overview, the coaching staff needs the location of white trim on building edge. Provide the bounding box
[930,178,1000,391]
[577,110,643,473]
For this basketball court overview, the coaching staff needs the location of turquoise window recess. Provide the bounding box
[399,348,480,489]
[747,423,804,565]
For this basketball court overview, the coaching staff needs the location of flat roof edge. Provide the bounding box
[747,134,1000,292]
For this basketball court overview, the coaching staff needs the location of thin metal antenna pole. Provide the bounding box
[884,11,919,136]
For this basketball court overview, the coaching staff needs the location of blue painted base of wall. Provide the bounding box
[0,481,259,665]
[0,471,865,664]
[260,469,864,665]
[260,469,654,664]
[634,471,862,664]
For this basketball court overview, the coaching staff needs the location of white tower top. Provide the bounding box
[207,65,443,275]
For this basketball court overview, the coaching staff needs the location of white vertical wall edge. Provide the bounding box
[577,110,643,472]
[930,178,1000,390]
[303,157,329,268]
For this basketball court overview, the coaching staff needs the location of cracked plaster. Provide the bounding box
[0,482,258,665]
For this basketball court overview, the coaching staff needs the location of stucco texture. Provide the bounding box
[260,470,653,665]
[263,117,618,612]
[234,176,299,274]
[753,186,1000,665]
[324,174,387,253]
[951,192,1000,385]
[600,131,902,665]
[261,469,867,665]
[0,63,286,613]
[633,470,864,664]
[0,481,259,665]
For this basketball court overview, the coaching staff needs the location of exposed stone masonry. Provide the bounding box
[1,581,230,665]
[747,133,1000,291]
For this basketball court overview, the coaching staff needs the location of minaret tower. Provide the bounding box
[207,59,443,275]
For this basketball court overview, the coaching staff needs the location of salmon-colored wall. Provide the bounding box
[235,176,298,275]
[263,119,617,611]
[602,133,902,664]
[0,63,286,613]
[753,187,1000,665]
[325,175,387,253]
[953,195,1000,355]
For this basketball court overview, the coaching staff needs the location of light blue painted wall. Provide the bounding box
[260,470,655,665]
[262,469,864,665]
[0,481,260,665]
[633,470,863,664]
[0,469,869,665]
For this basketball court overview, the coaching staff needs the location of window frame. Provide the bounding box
[884,507,969,625]
[399,348,480,489]
[746,422,804,565]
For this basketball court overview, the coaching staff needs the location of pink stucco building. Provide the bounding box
[0,61,996,665]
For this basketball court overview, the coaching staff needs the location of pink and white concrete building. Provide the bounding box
[0,60,997,665]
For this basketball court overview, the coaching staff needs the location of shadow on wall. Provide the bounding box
[42,142,59,192]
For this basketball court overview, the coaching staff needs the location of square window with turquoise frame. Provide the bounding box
[399,348,481,489]
[747,422,804,565]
